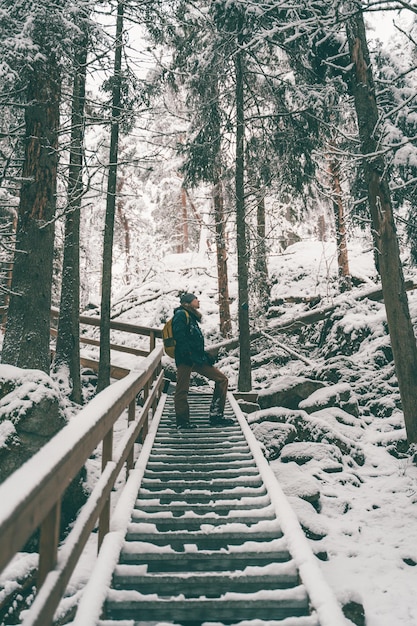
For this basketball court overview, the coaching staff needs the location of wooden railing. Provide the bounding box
[0,306,163,377]
[0,343,165,626]
[49,306,163,378]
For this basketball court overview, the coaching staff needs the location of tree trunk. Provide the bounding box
[328,151,352,292]
[1,60,60,372]
[116,177,131,284]
[254,184,270,305]
[97,0,124,392]
[212,174,232,338]
[181,187,189,251]
[235,29,252,392]
[346,8,417,442]
[55,38,88,404]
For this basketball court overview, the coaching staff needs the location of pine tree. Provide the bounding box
[97,0,125,392]
[0,1,66,371]
[345,4,417,442]
[54,16,90,404]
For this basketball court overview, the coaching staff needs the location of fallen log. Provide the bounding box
[268,279,416,331]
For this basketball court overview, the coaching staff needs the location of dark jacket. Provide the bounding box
[172,305,209,366]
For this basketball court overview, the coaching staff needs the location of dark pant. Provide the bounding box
[174,362,228,424]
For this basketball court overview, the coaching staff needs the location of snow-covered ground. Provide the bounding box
[1,236,417,625]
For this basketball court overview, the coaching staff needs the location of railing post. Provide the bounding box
[38,499,61,587]
[126,399,136,475]
[98,428,113,550]
[138,382,150,443]
[149,330,155,354]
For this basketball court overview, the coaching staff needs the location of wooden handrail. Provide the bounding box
[50,306,163,339]
[0,344,165,626]
[1,306,163,355]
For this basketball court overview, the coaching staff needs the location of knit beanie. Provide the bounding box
[180,292,197,304]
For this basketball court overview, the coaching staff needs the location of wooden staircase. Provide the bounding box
[74,392,345,626]
[73,393,347,626]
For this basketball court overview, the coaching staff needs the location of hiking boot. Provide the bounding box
[209,414,235,427]
[177,421,198,429]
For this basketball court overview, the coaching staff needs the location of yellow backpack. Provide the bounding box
[162,310,189,358]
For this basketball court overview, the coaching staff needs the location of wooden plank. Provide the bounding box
[78,356,130,380]
[233,392,259,403]
[50,307,163,338]
[50,328,149,357]
[99,428,114,549]
[38,501,60,587]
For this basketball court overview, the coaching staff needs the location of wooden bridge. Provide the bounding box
[0,317,348,626]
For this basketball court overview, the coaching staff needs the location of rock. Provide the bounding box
[247,406,305,426]
[248,405,365,466]
[280,441,344,472]
[299,382,359,417]
[288,496,328,540]
[0,365,87,548]
[272,460,321,508]
[0,365,65,482]
[251,421,297,459]
[257,376,326,410]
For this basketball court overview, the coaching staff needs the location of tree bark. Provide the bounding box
[212,174,232,338]
[97,0,124,392]
[116,177,131,284]
[181,187,189,251]
[346,7,417,442]
[235,27,252,392]
[328,149,352,292]
[1,58,60,372]
[55,37,88,404]
[254,184,270,305]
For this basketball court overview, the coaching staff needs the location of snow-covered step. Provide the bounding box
[143,468,260,482]
[148,452,252,462]
[138,483,268,501]
[152,438,245,449]
[97,618,320,626]
[128,510,276,531]
[119,537,292,571]
[140,475,264,492]
[112,561,300,595]
[153,432,245,442]
[155,425,244,438]
[145,457,258,469]
[146,455,255,467]
[135,493,272,513]
[131,501,275,518]
[104,586,310,622]
[124,524,283,548]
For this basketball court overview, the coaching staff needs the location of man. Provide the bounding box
[172,292,233,429]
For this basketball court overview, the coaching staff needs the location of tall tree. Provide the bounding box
[97,0,125,391]
[1,2,64,372]
[253,183,270,306]
[168,1,233,337]
[212,174,233,338]
[54,24,89,404]
[345,3,417,442]
[234,17,252,391]
[327,141,352,292]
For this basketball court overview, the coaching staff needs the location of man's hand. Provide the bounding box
[205,348,218,365]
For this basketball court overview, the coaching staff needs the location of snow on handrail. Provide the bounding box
[228,392,349,626]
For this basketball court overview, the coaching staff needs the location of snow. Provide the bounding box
[230,394,348,626]
[0,365,60,427]
[2,238,417,625]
